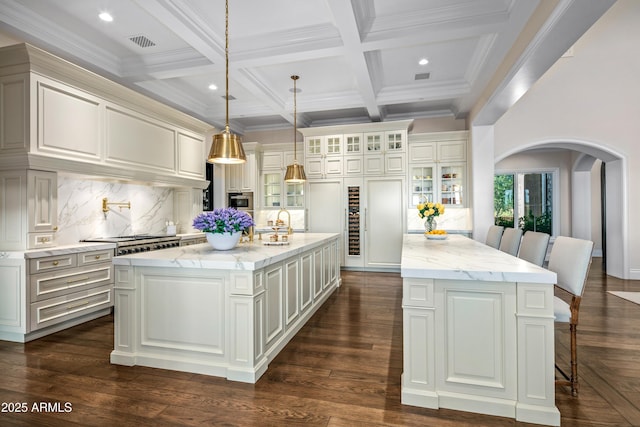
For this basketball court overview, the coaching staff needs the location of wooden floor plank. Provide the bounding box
[0,259,638,426]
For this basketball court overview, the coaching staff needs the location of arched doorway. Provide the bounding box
[496,140,627,279]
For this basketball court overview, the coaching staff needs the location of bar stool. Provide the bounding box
[517,231,550,266]
[485,225,504,249]
[498,227,523,256]
[549,236,594,396]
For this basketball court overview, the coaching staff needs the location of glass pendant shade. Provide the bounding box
[284,161,306,182]
[208,126,246,164]
[284,74,306,182]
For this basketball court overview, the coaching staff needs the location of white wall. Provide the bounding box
[493,0,639,279]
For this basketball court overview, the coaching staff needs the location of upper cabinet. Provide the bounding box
[408,131,468,207]
[0,44,209,189]
[225,142,260,193]
[363,130,407,175]
[304,135,343,179]
[259,145,304,209]
[299,120,413,180]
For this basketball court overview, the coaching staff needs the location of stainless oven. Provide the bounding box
[228,192,253,211]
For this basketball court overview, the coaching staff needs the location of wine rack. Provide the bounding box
[347,186,360,256]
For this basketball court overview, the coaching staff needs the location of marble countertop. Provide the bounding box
[401,234,556,284]
[0,242,117,260]
[112,233,340,271]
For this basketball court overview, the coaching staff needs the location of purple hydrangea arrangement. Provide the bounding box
[192,208,255,234]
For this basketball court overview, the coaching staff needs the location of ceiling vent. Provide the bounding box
[129,35,156,48]
[415,72,431,80]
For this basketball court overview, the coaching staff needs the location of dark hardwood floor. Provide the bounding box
[1,259,639,426]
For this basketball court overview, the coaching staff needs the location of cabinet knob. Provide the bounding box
[53,226,58,231]
[52,261,59,266]
[95,255,101,260]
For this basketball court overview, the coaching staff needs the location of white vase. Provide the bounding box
[205,231,242,250]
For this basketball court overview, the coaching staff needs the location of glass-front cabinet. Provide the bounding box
[263,172,282,208]
[410,166,435,206]
[262,171,304,208]
[286,181,304,208]
[439,164,465,206]
[408,131,468,208]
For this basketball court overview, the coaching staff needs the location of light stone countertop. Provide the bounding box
[401,234,556,284]
[0,243,117,260]
[112,233,340,271]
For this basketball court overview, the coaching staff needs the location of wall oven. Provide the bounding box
[228,192,253,211]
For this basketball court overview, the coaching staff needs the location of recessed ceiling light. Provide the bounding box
[419,58,429,66]
[208,84,218,91]
[99,12,114,22]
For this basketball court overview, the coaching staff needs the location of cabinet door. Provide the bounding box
[263,172,282,207]
[262,152,283,170]
[240,151,256,192]
[410,166,436,206]
[285,181,304,208]
[364,154,384,175]
[344,134,363,155]
[364,133,383,153]
[343,155,363,175]
[438,140,466,162]
[409,142,436,163]
[305,137,323,159]
[385,152,406,174]
[27,170,57,234]
[385,131,405,152]
[325,135,343,156]
[305,157,324,179]
[324,157,343,176]
[225,164,242,192]
[364,177,404,269]
[439,163,465,206]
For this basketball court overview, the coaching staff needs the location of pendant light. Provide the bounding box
[284,75,306,182]
[207,0,246,164]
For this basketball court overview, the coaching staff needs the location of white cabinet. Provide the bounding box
[343,133,364,176]
[363,130,407,175]
[225,143,259,193]
[0,245,115,342]
[27,170,58,248]
[260,147,304,209]
[408,131,467,207]
[304,135,343,178]
[0,44,209,189]
[0,169,57,251]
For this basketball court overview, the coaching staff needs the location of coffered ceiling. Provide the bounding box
[0,0,614,133]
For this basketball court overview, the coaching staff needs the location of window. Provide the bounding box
[494,171,556,235]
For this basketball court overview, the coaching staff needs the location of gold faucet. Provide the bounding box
[277,208,292,235]
[102,197,131,218]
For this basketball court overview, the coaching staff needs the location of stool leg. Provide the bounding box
[570,323,578,396]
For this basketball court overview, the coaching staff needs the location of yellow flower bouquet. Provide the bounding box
[417,201,444,232]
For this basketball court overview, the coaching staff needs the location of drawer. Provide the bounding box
[30,263,114,302]
[78,249,113,266]
[29,253,76,273]
[30,284,113,331]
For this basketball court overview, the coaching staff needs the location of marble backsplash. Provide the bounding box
[56,174,175,245]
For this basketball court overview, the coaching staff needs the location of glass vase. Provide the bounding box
[424,217,437,233]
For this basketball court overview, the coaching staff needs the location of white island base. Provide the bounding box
[401,234,560,426]
[110,233,341,383]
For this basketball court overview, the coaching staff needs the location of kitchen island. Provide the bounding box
[401,234,560,426]
[110,233,340,383]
